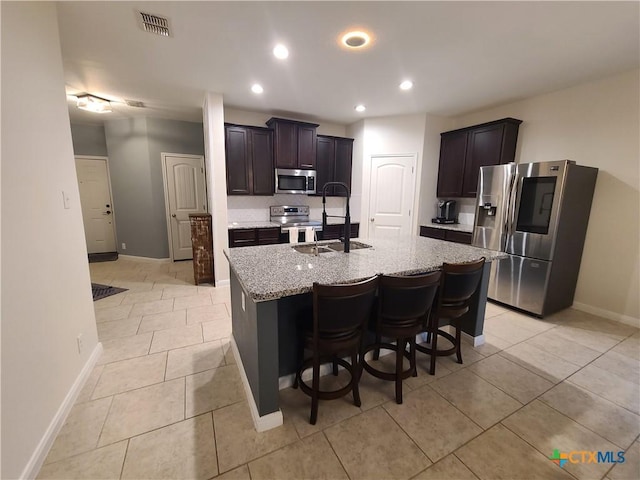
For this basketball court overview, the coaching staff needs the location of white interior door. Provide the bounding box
[368,154,416,240]
[75,156,117,254]
[163,154,207,261]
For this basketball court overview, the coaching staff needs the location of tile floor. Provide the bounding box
[37,258,640,480]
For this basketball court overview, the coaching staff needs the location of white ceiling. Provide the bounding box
[57,1,640,126]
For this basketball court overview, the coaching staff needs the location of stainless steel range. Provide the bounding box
[270,205,323,232]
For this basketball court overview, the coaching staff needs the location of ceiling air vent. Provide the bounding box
[125,100,145,108]
[138,12,171,37]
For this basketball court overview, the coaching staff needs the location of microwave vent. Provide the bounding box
[138,12,171,37]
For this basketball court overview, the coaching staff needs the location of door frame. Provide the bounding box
[74,155,118,253]
[364,153,418,239]
[161,152,208,261]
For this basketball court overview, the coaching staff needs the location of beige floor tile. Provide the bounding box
[611,336,640,361]
[473,332,514,356]
[500,342,582,383]
[502,400,621,480]
[162,285,200,299]
[214,401,299,473]
[568,364,640,414]
[92,352,167,399]
[166,340,226,380]
[138,309,186,334]
[434,341,486,371]
[216,465,251,480]
[98,378,185,446]
[174,294,213,310]
[525,330,602,366]
[96,316,141,341]
[608,439,639,480]
[129,298,175,317]
[554,310,638,340]
[384,385,482,463]
[482,312,543,344]
[358,354,414,409]
[185,364,244,417]
[202,317,232,342]
[149,324,203,353]
[187,304,229,325]
[93,292,125,308]
[114,280,154,293]
[552,325,620,353]
[95,304,133,323]
[248,432,349,480]
[540,382,640,449]
[455,424,574,480]
[221,338,235,365]
[210,285,231,303]
[431,369,522,429]
[468,354,554,404]
[97,333,152,365]
[592,350,640,385]
[325,407,431,479]
[37,441,127,480]
[121,289,163,305]
[75,365,105,403]
[44,397,112,464]
[122,413,217,480]
[412,454,479,480]
[279,375,362,438]
[403,351,454,391]
[484,301,511,319]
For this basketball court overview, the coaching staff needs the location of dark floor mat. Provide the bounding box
[89,252,119,263]
[92,283,127,301]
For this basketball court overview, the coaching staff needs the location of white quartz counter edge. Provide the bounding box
[423,223,474,233]
[225,236,504,302]
[228,219,359,230]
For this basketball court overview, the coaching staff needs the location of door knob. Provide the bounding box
[172,214,177,218]
[370,218,375,222]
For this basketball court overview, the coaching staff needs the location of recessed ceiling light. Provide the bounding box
[273,44,289,59]
[251,84,264,94]
[341,31,371,49]
[76,94,112,113]
[355,105,366,112]
[399,80,413,91]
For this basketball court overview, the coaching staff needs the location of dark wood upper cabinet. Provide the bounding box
[266,117,319,170]
[315,135,354,196]
[225,124,274,195]
[437,117,522,198]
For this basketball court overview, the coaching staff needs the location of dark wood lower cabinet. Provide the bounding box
[257,227,281,245]
[318,223,359,240]
[228,229,258,248]
[420,226,472,245]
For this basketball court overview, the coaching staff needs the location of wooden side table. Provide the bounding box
[189,213,215,285]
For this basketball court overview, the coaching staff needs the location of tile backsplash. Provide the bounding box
[227,194,359,223]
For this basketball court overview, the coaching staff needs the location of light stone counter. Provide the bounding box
[228,221,280,230]
[424,223,474,233]
[225,235,502,302]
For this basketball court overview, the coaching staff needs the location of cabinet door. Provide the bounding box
[273,122,297,169]
[250,129,274,195]
[297,125,317,169]
[420,226,446,239]
[462,124,505,197]
[257,227,281,245]
[445,230,472,244]
[437,132,467,197]
[228,229,257,248]
[225,126,251,195]
[333,138,353,197]
[316,136,335,196]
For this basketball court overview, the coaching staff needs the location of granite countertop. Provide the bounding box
[228,219,360,230]
[424,223,474,233]
[225,235,504,302]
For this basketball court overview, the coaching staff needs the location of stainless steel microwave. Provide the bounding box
[275,168,316,194]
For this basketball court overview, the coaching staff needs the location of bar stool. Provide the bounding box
[361,271,441,404]
[417,257,485,375]
[293,276,378,425]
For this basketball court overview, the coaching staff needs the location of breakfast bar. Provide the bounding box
[225,235,504,431]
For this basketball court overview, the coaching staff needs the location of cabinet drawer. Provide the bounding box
[420,226,446,240]
[257,227,281,245]
[228,229,257,248]
[445,231,472,245]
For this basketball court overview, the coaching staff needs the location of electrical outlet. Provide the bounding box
[77,334,84,354]
[241,292,246,312]
[122,243,126,250]
[62,191,71,209]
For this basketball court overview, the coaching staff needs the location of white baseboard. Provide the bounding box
[572,302,640,329]
[21,342,103,480]
[215,279,230,287]
[230,336,283,432]
[117,254,171,263]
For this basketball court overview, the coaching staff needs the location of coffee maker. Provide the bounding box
[433,200,458,224]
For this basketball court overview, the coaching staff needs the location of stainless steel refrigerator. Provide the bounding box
[472,160,598,317]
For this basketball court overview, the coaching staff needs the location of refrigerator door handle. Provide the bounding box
[504,171,518,242]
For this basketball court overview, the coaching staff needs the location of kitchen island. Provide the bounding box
[225,235,504,431]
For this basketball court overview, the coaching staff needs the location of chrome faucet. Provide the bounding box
[321,182,351,253]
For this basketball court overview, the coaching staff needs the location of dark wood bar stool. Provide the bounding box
[361,271,441,404]
[293,276,378,425]
[417,257,485,375]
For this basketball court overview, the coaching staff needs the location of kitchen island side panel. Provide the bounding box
[230,269,279,416]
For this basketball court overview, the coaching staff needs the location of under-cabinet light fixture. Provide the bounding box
[76,94,112,113]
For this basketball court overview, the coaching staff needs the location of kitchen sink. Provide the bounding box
[292,245,333,255]
[326,241,372,252]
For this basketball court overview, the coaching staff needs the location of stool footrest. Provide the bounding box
[416,330,457,357]
[362,343,414,382]
[296,357,357,401]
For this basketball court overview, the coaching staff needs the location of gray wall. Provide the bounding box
[103,117,205,258]
[70,123,108,156]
